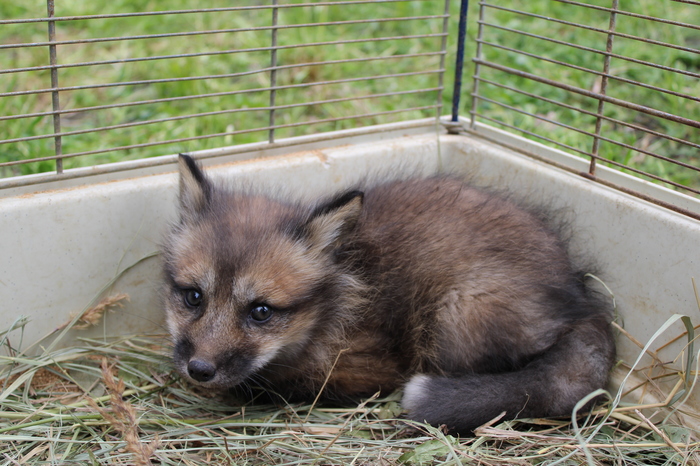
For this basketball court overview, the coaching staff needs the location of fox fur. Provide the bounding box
[162,154,616,434]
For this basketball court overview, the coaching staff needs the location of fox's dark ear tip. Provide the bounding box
[349,190,364,209]
[348,190,364,202]
[178,153,196,168]
[343,190,364,210]
[178,154,207,182]
[310,189,364,220]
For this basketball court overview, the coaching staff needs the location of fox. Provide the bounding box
[161,154,616,434]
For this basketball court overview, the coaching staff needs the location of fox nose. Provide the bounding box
[187,359,216,382]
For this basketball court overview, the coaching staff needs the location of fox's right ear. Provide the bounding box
[178,154,211,214]
[303,190,363,255]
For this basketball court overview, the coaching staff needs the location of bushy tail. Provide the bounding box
[402,315,616,434]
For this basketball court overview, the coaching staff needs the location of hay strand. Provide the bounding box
[2,299,700,464]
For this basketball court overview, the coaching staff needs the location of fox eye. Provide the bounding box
[184,289,203,308]
[250,304,274,323]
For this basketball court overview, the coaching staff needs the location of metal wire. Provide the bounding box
[476,28,700,105]
[470,0,700,208]
[472,95,700,188]
[46,0,62,173]
[0,70,441,123]
[0,15,447,50]
[483,4,699,55]
[0,0,449,180]
[475,77,700,153]
[0,54,444,141]
[0,119,435,190]
[2,51,444,99]
[4,0,698,222]
[476,23,700,81]
[588,0,618,176]
[0,34,448,76]
[475,59,700,130]
[269,0,280,144]
[555,0,700,31]
[0,1,424,24]
[478,24,700,78]
[0,87,441,167]
[0,107,440,169]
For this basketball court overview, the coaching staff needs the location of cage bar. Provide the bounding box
[588,0,619,176]
[1,1,448,180]
[0,34,448,77]
[269,0,279,144]
[483,3,699,55]
[0,15,448,51]
[475,27,700,106]
[0,1,427,25]
[1,0,698,220]
[46,0,62,174]
[0,70,441,123]
[0,88,441,168]
[469,0,700,205]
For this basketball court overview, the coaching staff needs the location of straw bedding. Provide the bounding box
[2,293,699,465]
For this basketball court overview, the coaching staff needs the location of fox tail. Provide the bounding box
[402,315,615,434]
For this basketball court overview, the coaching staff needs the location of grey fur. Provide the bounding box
[162,154,616,434]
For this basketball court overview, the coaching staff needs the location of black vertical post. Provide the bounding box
[449,0,469,131]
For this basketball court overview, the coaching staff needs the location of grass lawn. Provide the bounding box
[0,0,698,194]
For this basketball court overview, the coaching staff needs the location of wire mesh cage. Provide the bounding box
[0,0,452,186]
[3,1,699,212]
[2,0,698,221]
[3,1,700,463]
[468,0,700,218]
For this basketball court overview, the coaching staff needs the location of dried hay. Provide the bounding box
[1,291,699,465]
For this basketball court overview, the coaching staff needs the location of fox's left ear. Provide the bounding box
[177,154,212,215]
[304,190,364,254]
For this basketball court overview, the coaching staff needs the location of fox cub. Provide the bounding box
[162,154,615,433]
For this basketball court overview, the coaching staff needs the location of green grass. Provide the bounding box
[0,1,459,177]
[471,1,700,194]
[0,0,698,195]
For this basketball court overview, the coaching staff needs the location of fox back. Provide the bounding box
[162,155,615,433]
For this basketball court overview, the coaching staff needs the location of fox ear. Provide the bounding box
[304,190,364,254]
[178,154,211,214]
